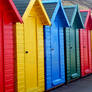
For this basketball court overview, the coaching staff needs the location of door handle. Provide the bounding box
[83,46,86,48]
[70,47,72,49]
[25,51,29,53]
[51,48,54,51]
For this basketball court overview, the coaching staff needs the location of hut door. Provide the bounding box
[80,30,91,76]
[25,16,38,91]
[0,13,4,92]
[51,21,64,86]
[70,28,79,78]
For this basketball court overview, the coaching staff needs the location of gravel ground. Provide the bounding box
[51,75,92,92]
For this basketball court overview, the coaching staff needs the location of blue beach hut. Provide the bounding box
[42,0,69,90]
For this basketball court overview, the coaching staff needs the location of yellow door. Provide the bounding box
[24,16,38,92]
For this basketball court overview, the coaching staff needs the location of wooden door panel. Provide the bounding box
[25,16,38,91]
[70,28,80,78]
[51,22,60,84]
[70,28,76,75]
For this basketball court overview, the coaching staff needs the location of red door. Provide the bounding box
[0,13,4,92]
[80,29,92,77]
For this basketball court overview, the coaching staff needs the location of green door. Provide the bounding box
[65,28,80,82]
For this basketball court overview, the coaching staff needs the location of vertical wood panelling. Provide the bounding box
[0,13,4,92]
[66,28,80,82]
[37,17,45,92]
[16,23,25,92]
[3,22,14,92]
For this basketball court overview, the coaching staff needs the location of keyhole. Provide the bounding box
[25,51,29,53]
[51,48,54,51]
[83,46,86,48]
[70,47,72,49]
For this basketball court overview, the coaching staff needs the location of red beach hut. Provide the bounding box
[0,0,22,92]
[80,10,92,77]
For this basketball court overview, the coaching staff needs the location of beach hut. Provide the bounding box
[13,0,51,92]
[64,5,84,82]
[80,10,92,77]
[0,0,22,92]
[42,0,69,90]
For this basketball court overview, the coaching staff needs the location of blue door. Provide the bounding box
[44,19,65,90]
[51,21,65,86]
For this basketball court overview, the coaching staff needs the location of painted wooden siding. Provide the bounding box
[88,30,92,74]
[16,23,25,92]
[16,8,45,92]
[0,14,15,92]
[44,20,65,90]
[37,17,45,92]
[44,26,52,90]
[88,31,92,73]
[4,22,15,92]
[24,15,44,92]
[65,28,71,81]
[0,13,4,92]
[76,29,80,77]
[91,31,92,72]
[80,29,92,77]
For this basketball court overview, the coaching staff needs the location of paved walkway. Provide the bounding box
[51,75,92,92]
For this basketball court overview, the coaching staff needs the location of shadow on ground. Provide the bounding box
[51,75,92,92]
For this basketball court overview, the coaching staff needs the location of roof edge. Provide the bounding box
[51,1,59,23]
[71,5,84,28]
[23,0,51,25]
[38,0,51,25]
[51,1,69,27]
[64,5,84,28]
[80,9,91,28]
[9,0,23,23]
[61,3,70,27]
[64,5,78,26]
[77,5,85,28]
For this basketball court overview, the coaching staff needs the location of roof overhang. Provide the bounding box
[80,9,92,29]
[0,0,23,23]
[23,0,51,25]
[42,1,69,27]
[8,0,23,23]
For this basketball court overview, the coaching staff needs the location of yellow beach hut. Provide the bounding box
[13,0,51,92]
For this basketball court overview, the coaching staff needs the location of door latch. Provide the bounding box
[70,47,72,49]
[83,46,86,48]
[51,48,54,51]
[25,51,29,53]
